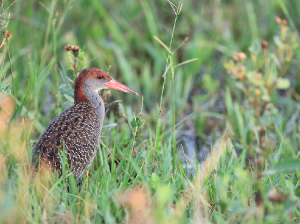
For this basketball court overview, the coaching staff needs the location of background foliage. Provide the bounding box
[1,0,300,223]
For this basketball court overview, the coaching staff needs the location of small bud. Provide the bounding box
[282,19,287,26]
[7,32,12,39]
[71,45,80,57]
[238,52,247,60]
[72,45,80,51]
[261,40,269,49]
[64,44,72,51]
[234,52,247,61]
[275,17,282,25]
[64,45,80,57]
[233,54,240,61]
[0,24,2,27]
[3,30,12,39]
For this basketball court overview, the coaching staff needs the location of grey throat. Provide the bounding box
[83,78,105,123]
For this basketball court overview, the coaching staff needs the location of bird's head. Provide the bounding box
[74,68,138,103]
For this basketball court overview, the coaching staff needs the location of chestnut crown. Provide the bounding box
[74,68,138,103]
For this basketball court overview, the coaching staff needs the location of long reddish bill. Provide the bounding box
[106,79,138,96]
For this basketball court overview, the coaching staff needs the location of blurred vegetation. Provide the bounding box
[1,0,300,223]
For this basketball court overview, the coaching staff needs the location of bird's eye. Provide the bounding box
[97,75,103,79]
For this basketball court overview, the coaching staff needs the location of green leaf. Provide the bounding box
[246,72,264,86]
[266,159,300,175]
[256,60,265,70]
[261,93,270,102]
[131,117,141,128]
[59,84,74,96]
[235,82,245,92]
[1,82,9,91]
[259,114,272,126]
[202,74,220,92]
[156,185,173,206]
[274,36,285,49]
[224,60,235,71]
[63,101,73,109]
[149,173,161,190]
[78,49,85,59]
[64,94,74,103]
[248,42,261,55]
[276,78,290,89]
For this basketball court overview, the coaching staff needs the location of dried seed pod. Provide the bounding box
[72,45,80,51]
[64,44,72,51]
[64,44,80,57]
[268,188,288,203]
[71,45,80,57]
[3,30,12,39]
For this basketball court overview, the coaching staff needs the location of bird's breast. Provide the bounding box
[32,101,104,179]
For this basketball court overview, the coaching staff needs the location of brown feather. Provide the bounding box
[74,68,111,103]
[32,101,102,180]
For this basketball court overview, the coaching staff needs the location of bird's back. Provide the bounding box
[32,101,102,180]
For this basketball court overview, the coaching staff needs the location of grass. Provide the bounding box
[1,0,300,223]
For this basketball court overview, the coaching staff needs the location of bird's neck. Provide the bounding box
[82,86,105,120]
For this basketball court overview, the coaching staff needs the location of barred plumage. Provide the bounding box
[32,101,103,179]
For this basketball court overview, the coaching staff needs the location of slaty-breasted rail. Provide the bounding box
[32,68,138,180]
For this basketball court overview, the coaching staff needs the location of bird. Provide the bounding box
[32,68,138,181]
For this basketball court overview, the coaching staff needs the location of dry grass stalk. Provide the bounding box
[119,187,153,224]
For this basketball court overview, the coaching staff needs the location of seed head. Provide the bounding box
[282,19,287,26]
[275,17,282,25]
[233,52,247,62]
[3,30,12,39]
[261,40,269,49]
[64,44,72,51]
[64,44,80,57]
[72,45,80,51]
[7,32,12,39]
[238,52,247,60]
[71,45,80,57]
